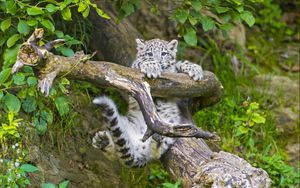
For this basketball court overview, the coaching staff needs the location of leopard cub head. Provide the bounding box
[135,38,178,71]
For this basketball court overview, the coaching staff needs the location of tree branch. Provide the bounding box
[12,29,221,142]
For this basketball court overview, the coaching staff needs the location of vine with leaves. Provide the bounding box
[0,0,110,187]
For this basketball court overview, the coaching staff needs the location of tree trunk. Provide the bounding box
[88,4,271,187]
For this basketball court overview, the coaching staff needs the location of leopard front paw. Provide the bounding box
[140,61,162,78]
[177,61,203,81]
[187,64,203,81]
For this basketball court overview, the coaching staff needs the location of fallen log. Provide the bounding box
[12,28,271,187]
[88,3,271,186]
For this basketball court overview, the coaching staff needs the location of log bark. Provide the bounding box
[13,29,221,141]
[13,28,271,188]
[161,138,271,187]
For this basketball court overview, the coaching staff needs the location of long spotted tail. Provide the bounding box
[93,96,138,167]
[93,96,119,128]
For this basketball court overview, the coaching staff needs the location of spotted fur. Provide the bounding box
[92,39,204,167]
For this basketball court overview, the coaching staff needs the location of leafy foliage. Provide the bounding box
[172,0,255,46]
[0,0,109,187]
[192,30,299,187]
[115,0,258,46]
[41,180,69,188]
[0,0,298,187]
[148,164,181,188]
[115,0,141,20]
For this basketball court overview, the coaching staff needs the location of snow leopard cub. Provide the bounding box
[92,39,204,167]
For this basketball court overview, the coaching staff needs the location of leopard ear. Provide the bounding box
[167,39,178,52]
[136,38,145,51]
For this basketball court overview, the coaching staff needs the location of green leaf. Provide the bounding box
[249,102,259,110]
[34,117,48,135]
[17,20,30,35]
[130,0,140,8]
[23,66,34,73]
[188,16,198,26]
[3,45,20,66]
[252,113,266,124]
[26,7,44,15]
[55,30,64,38]
[3,93,21,113]
[0,91,3,100]
[46,4,58,13]
[60,77,70,85]
[7,34,21,48]
[17,89,27,99]
[13,73,25,85]
[6,0,17,14]
[41,183,56,188]
[58,47,74,57]
[162,182,179,188]
[22,96,37,113]
[96,8,110,19]
[78,2,87,12]
[121,3,135,17]
[41,110,53,124]
[59,180,69,188]
[191,1,202,11]
[219,23,234,32]
[238,125,249,134]
[82,6,90,18]
[20,164,39,173]
[27,76,37,86]
[0,36,7,46]
[230,0,242,5]
[201,17,215,31]
[221,13,231,23]
[0,68,12,85]
[235,6,244,13]
[66,38,81,45]
[1,18,11,32]
[55,96,70,116]
[232,12,241,22]
[61,7,72,20]
[248,137,254,148]
[176,9,189,24]
[183,28,197,46]
[40,19,55,32]
[26,19,38,26]
[240,11,255,27]
[27,87,36,97]
[150,5,159,15]
[216,6,229,14]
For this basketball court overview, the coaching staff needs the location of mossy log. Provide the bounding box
[12,27,271,188]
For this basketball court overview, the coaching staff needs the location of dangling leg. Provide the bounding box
[92,130,116,160]
[93,96,150,167]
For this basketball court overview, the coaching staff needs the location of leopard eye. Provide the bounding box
[147,52,153,56]
[161,52,168,56]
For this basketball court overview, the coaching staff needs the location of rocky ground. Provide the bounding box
[254,75,300,169]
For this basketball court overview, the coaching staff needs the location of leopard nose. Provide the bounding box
[154,53,161,60]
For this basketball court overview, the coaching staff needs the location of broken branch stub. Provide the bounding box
[11,28,221,141]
